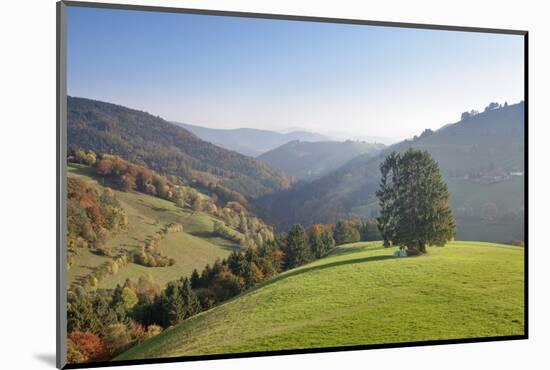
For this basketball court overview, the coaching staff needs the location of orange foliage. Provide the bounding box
[68,331,110,362]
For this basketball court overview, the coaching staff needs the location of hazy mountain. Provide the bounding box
[278,127,398,145]
[257,102,525,243]
[173,122,330,157]
[67,97,295,199]
[258,140,385,181]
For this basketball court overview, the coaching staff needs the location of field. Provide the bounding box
[117,241,524,360]
[67,164,242,289]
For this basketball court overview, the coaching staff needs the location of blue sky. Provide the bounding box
[67,6,524,141]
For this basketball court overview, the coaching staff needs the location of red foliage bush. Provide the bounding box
[68,331,111,362]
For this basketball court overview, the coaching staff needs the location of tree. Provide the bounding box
[308,224,325,258]
[190,269,201,289]
[163,282,185,326]
[191,197,203,212]
[120,287,139,311]
[364,219,382,241]
[376,149,455,254]
[376,152,399,247]
[180,277,201,317]
[283,224,310,269]
[68,331,110,362]
[103,323,133,356]
[243,262,264,288]
[120,175,136,192]
[67,338,88,364]
[333,220,360,245]
[484,102,500,112]
[308,224,335,258]
[67,289,103,334]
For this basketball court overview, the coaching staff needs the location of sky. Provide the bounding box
[67,6,524,141]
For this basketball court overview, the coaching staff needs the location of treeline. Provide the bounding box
[214,201,275,249]
[69,149,275,250]
[123,223,336,330]
[69,147,250,209]
[131,223,182,267]
[67,216,376,363]
[131,219,378,328]
[76,222,183,290]
[333,219,381,245]
[67,177,128,269]
[67,275,164,363]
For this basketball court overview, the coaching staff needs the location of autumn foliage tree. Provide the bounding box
[68,331,110,362]
[308,224,335,258]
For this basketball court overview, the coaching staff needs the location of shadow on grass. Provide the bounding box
[187,230,213,239]
[170,230,238,252]
[254,254,397,292]
[327,246,369,257]
[67,163,95,177]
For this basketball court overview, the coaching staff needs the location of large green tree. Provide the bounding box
[376,149,455,254]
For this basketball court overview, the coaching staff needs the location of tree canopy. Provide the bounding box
[376,149,456,254]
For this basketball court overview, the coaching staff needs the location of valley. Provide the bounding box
[64,97,525,364]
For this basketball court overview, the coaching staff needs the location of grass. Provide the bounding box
[116,240,524,360]
[67,164,241,289]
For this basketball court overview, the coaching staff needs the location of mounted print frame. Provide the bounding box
[57,1,528,368]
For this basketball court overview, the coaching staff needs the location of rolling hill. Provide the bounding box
[258,140,385,181]
[116,241,524,360]
[257,102,525,243]
[174,122,330,157]
[67,97,295,199]
[67,164,242,290]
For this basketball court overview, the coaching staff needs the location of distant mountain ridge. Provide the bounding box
[174,122,330,157]
[257,102,525,243]
[258,140,385,181]
[67,97,295,200]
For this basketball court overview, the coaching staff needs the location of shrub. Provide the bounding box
[68,331,110,362]
[67,338,88,364]
[103,323,133,357]
[144,324,163,339]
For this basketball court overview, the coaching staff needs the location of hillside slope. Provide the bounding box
[67,164,242,290]
[175,122,330,157]
[67,97,295,199]
[258,140,385,181]
[117,241,524,360]
[258,102,525,242]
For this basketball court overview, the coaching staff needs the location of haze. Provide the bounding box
[67,6,524,141]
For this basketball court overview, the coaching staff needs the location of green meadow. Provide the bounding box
[117,241,524,360]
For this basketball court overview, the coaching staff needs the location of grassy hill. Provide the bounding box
[175,122,330,157]
[67,164,242,290]
[67,96,295,199]
[258,140,385,181]
[116,241,524,360]
[257,102,525,243]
